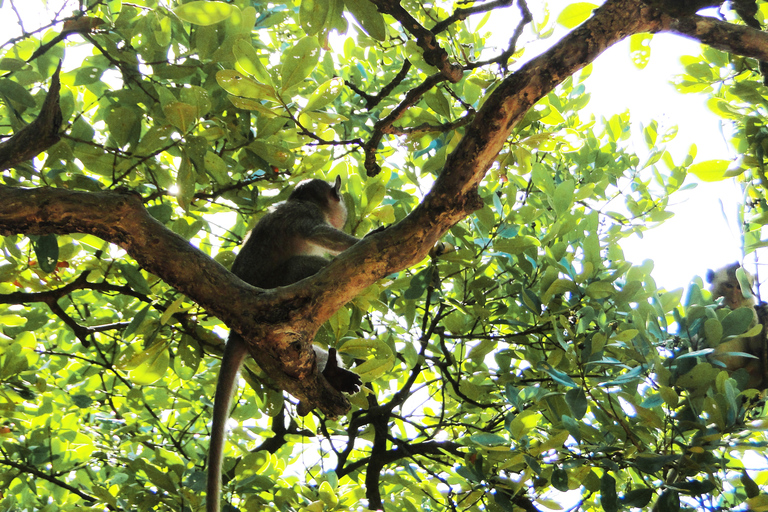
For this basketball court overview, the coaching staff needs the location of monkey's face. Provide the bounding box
[720,280,745,309]
[708,264,755,310]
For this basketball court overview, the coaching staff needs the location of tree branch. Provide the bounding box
[369,0,463,83]
[0,62,62,171]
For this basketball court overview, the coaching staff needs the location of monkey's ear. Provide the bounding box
[706,269,715,283]
[333,175,342,196]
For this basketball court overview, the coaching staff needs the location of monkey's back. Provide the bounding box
[231,200,329,288]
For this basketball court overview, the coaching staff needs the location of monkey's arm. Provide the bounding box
[305,223,361,253]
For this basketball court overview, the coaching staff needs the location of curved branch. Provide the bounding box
[0,186,351,415]
[669,12,768,61]
[0,62,62,171]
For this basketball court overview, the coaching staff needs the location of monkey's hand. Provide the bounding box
[322,348,362,394]
[430,241,457,258]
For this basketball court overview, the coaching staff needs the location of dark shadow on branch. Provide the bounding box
[0,62,62,171]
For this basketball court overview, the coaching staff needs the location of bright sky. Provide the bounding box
[584,33,748,294]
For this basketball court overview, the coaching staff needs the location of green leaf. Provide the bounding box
[174,334,201,379]
[538,362,577,388]
[203,151,229,184]
[600,473,618,512]
[106,106,139,147]
[353,350,395,381]
[676,362,718,390]
[119,264,152,295]
[73,65,104,85]
[585,281,614,299]
[703,317,722,347]
[493,235,541,255]
[551,468,569,492]
[469,433,508,447]
[163,102,198,132]
[656,490,680,512]
[300,0,330,36]
[669,480,716,496]
[174,1,234,26]
[542,278,579,304]
[633,454,678,474]
[621,488,653,508]
[403,267,433,299]
[552,179,574,215]
[0,79,36,108]
[280,36,321,91]
[565,387,587,419]
[32,234,58,273]
[344,0,387,41]
[176,151,196,211]
[721,307,756,337]
[124,305,150,338]
[180,86,212,118]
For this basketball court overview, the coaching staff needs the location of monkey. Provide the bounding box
[207,176,363,512]
[705,262,766,388]
[707,263,757,312]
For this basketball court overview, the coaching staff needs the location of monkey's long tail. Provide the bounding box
[207,334,249,512]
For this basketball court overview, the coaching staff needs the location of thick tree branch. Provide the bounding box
[669,12,768,61]
[0,186,355,414]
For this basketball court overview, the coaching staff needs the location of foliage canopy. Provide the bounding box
[3,0,768,511]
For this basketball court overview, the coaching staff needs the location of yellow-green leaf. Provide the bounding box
[557,2,597,28]
[233,39,272,84]
[344,0,387,41]
[248,141,295,169]
[630,33,652,70]
[163,102,198,132]
[216,70,276,100]
[688,159,730,182]
[174,1,234,26]
[280,36,321,91]
[304,77,344,111]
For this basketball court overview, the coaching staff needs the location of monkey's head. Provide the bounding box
[706,262,755,309]
[289,176,347,229]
